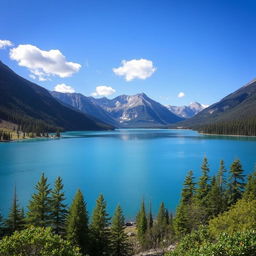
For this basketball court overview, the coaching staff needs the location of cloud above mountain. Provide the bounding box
[92,85,116,97]
[177,92,185,98]
[54,83,75,93]
[9,44,81,81]
[0,40,13,49]
[113,59,156,81]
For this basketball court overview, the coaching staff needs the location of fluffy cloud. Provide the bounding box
[10,44,81,81]
[0,40,13,49]
[113,59,156,81]
[177,92,185,98]
[92,86,116,97]
[54,83,75,93]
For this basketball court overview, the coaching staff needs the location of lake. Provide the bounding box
[1,129,256,220]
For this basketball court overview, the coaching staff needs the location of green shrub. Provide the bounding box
[209,199,256,237]
[166,230,256,256]
[0,226,82,256]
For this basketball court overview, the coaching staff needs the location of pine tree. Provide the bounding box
[165,208,170,225]
[181,170,195,204]
[50,177,67,235]
[157,202,167,227]
[5,187,25,234]
[0,213,5,238]
[174,203,190,237]
[228,160,245,206]
[147,202,153,230]
[110,205,131,256]
[196,157,210,201]
[243,170,256,200]
[136,200,147,245]
[90,194,111,256]
[205,176,223,217]
[154,202,169,244]
[217,160,227,191]
[26,173,51,227]
[66,189,89,254]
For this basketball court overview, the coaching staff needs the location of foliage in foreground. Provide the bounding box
[167,230,256,256]
[0,226,82,256]
[209,199,256,237]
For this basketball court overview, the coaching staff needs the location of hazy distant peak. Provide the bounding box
[167,102,207,118]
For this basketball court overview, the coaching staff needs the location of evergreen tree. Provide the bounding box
[216,160,228,211]
[0,213,5,238]
[26,173,51,227]
[110,205,131,256]
[174,204,190,237]
[90,194,111,256]
[243,170,256,200]
[5,187,25,234]
[228,160,245,206]
[157,202,167,227]
[165,208,170,225]
[66,189,89,254]
[136,200,147,245]
[196,157,210,201]
[154,202,169,244]
[50,177,67,235]
[206,176,223,217]
[147,202,153,230]
[181,170,195,204]
[217,160,227,191]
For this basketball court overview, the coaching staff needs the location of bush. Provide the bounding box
[0,226,82,256]
[208,199,256,237]
[166,230,256,256]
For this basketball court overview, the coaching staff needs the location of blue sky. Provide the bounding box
[0,0,255,106]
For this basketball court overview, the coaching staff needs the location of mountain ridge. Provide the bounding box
[0,60,113,132]
[52,92,184,128]
[166,102,206,118]
[173,78,256,135]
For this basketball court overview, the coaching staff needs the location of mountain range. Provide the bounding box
[51,92,185,128]
[166,102,207,118]
[1,59,255,135]
[0,61,113,132]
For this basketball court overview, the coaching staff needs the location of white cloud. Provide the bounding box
[0,40,13,49]
[10,44,81,81]
[92,85,116,97]
[54,83,75,93]
[113,59,156,81]
[177,92,185,98]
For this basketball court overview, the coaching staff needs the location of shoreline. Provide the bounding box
[199,131,256,138]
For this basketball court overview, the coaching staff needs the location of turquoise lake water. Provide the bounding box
[1,129,256,219]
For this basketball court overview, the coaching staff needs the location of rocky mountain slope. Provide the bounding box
[166,102,206,118]
[0,61,113,132]
[52,92,184,128]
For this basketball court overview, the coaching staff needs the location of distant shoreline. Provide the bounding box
[199,132,256,138]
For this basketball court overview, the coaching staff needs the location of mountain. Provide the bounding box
[166,102,206,118]
[52,92,184,128]
[0,61,113,132]
[91,93,184,127]
[176,79,256,135]
[50,91,118,126]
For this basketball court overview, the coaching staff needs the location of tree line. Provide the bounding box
[0,130,12,141]
[0,157,256,255]
[0,174,131,256]
[197,119,256,136]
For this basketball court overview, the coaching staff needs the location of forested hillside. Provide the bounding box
[176,79,256,135]
[0,61,113,135]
